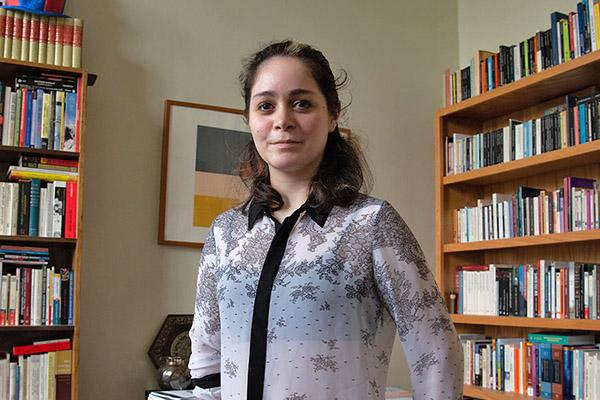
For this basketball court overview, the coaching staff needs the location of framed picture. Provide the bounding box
[147,314,194,369]
[159,100,251,247]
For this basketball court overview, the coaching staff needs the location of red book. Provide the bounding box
[19,87,27,147]
[461,265,489,271]
[56,374,71,400]
[569,12,576,59]
[37,157,79,168]
[23,267,31,325]
[12,339,70,356]
[481,59,487,93]
[65,181,77,238]
[551,344,563,399]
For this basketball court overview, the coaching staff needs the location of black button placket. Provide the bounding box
[246,206,305,400]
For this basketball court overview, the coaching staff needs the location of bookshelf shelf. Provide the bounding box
[451,314,600,331]
[443,139,600,186]
[0,57,97,85]
[464,385,537,400]
[0,325,74,332]
[443,229,600,253]
[0,235,77,246]
[438,49,600,120]
[0,145,80,161]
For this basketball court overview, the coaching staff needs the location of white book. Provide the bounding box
[536,31,542,73]
[40,353,47,400]
[14,269,19,327]
[591,268,597,319]
[574,13,580,58]
[46,182,54,237]
[536,118,542,155]
[533,197,540,236]
[9,183,18,237]
[29,354,40,400]
[590,2,598,52]
[39,188,47,237]
[7,92,16,147]
[8,275,17,326]
[1,87,12,146]
[557,21,563,65]
[0,183,7,236]
[8,361,16,400]
[503,126,511,162]
[556,269,562,318]
[539,260,547,318]
[513,45,521,81]
[0,354,8,400]
[52,181,67,237]
[515,124,524,160]
[31,269,37,326]
[17,356,25,400]
[569,262,576,319]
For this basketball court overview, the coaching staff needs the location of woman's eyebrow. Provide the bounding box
[252,88,317,99]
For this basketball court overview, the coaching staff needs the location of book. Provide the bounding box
[12,339,70,356]
[528,332,596,345]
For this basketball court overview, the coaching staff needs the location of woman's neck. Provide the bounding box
[269,169,312,222]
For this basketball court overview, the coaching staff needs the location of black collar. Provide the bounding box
[247,200,333,230]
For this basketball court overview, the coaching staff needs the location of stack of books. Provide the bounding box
[447,91,600,177]
[460,332,600,399]
[454,260,599,319]
[454,179,599,243]
[0,8,83,68]
[0,339,72,400]
[444,2,600,106]
[0,73,83,152]
[0,155,78,239]
[0,245,74,327]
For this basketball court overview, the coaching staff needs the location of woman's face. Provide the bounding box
[248,56,337,179]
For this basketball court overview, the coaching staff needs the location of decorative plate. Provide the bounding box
[148,314,194,369]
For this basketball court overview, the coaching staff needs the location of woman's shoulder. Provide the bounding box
[345,193,390,215]
[210,204,247,230]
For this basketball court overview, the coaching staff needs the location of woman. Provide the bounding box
[189,40,463,400]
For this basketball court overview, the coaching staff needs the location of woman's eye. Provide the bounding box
[257,102,273,112]
[293,99,311,109]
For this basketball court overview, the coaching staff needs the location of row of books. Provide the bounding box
[446,94,600,175]
[444,3,600,106]
[0,245,74,326]
[0,8,83,68]
[0,178,78,239]
[446,92,600,176]
[453,179,599,243]
[0,73,83,152]
[454,261,600,319]
[461,332,600,399]
[0,341,72,400]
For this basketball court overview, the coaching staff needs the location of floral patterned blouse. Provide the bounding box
[188,195,464,400]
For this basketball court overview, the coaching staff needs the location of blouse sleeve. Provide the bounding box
[371,201,464,400]
[188,223,222,392]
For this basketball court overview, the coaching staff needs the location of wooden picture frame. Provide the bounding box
[159,100,250,247]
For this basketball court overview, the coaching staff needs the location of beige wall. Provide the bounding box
[63,1,458,398]
[458,0,579,68]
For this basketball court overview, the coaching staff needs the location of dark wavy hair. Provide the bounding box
[238,40,372,211]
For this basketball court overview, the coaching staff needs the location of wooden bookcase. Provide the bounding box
[435,50,600,400]
[0,57,95,400]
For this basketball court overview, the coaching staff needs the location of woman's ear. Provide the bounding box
[329,114,339,133]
